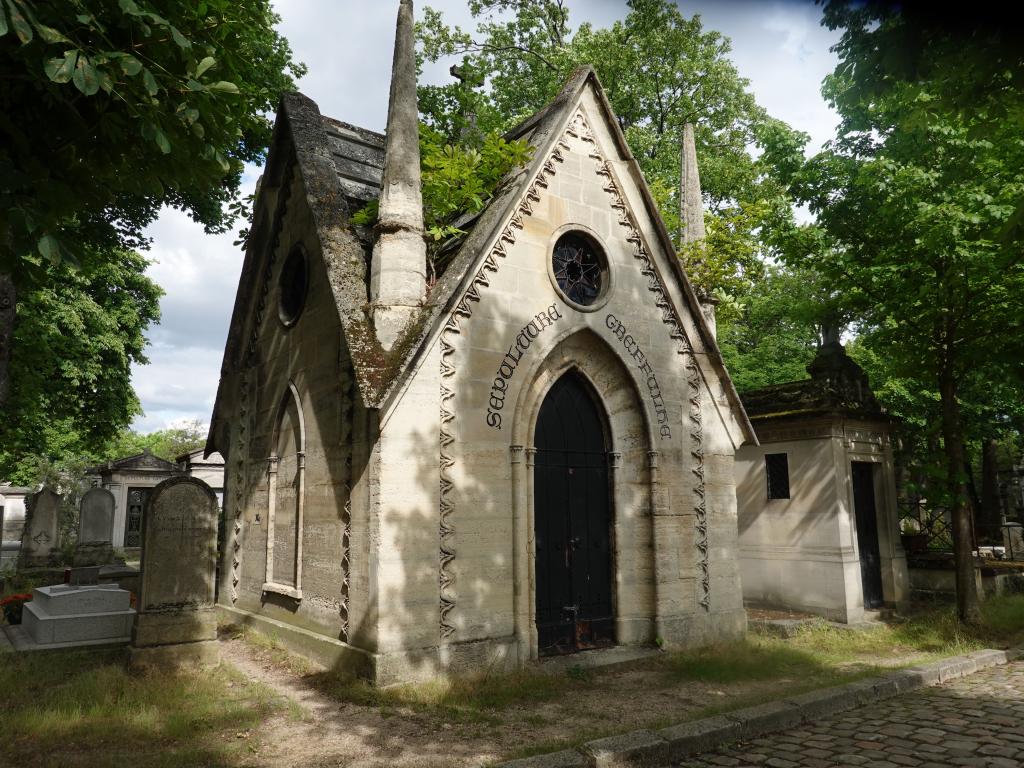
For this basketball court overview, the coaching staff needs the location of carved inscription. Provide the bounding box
[605,313,671,439]
[486,304,564,429]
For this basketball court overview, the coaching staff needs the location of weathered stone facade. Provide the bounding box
[207,19,754,683]
[735,341,911,622]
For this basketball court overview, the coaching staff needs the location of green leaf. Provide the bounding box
[169,25,190,49]
[0,5,8,37]
[195,56,216,78]
[118,0,140,15]
[37,234,60,264]
[5,0,32,43]
[185,78,204,92]
[142,67,158,96]
[119,55,142,76]
[72,55,100,96]
[190,121,205,139]
[97,69,114,94]
[54,50,78,83]
[153,128,171,154]
[208,80,239,94]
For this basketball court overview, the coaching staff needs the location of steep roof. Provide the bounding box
[207,68,757,454]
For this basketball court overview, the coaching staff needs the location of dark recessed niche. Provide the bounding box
[278,245,309,327]
[551,231,608,309]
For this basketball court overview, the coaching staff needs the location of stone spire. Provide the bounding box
[370,0,426,351]
[680,122,716,336]
[680,122,706,244]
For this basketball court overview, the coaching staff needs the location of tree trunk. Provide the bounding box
[980,438,1002,545]
[939,366,982,624]
[0,272,14,407]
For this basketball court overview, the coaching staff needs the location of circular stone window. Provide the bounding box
[278,245,309,327]
[550,231,608,309]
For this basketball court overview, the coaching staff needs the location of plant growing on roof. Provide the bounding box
[353,125,532,280]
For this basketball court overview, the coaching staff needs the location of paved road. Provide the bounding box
[674,661,1024,768]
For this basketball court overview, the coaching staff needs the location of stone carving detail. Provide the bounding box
[575,110,711,611]
[229,368,252,604]
[339,371,354,641]
[437,121,571,639]
[228,159,297,603]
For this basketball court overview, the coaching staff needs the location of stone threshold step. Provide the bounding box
[496,647,1021,768]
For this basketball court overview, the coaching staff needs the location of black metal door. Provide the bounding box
[125,487,151,548]
[534,372,614,656]
[852,462,884,609]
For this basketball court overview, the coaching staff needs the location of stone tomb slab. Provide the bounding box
[20,584,135,648]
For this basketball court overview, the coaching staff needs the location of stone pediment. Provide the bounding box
[99,451,180,474]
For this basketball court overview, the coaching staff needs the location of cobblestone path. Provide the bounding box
[674,661,1024,768]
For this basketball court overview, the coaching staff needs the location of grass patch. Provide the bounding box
[0,647,283,768]
[310,665,569,725]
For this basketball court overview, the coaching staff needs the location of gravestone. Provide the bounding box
[75,487,116,566]
[18,488,61,568]
[130,476,220,671]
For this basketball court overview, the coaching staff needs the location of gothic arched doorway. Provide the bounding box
[534,370,614,655]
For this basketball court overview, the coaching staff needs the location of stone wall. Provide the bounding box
[736,418,909,622]
[221,167,357,642]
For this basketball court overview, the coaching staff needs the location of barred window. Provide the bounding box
[765,453,790,500]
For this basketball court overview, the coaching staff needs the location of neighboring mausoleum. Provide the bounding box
[205,0,757,684]
[89,448,225,550]
[735,335,910,623]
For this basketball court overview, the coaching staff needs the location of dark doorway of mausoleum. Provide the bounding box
[534,371,614,656]
[852,461,884,609]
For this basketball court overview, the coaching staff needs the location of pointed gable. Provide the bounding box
[378,67,756,446]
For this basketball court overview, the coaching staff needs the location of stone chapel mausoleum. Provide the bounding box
[206,0,756,684]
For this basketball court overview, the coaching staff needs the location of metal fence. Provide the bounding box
[898,499,956,552]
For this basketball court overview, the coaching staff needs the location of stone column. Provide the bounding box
[524,447,538,657]
[510,445,528,662]
[264,454,278,587]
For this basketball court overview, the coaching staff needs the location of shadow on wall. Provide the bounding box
[737,447,836,546]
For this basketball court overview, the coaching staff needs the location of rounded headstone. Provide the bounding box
[138,476,219,611]
[19,487,61,567]
[79,487,115,544]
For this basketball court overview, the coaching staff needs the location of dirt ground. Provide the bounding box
[220,634,874,768]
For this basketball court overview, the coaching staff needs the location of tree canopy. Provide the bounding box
[418,0,806,300]
[0,0,305,407]
[781,1,1024,622]
[0,251,161,484]
[0,0,305,277]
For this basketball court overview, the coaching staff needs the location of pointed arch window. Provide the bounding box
[264,382,305,600]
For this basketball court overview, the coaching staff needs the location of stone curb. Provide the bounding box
[495,648,1020,768]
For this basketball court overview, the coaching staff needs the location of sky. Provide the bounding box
[131,0,842,433]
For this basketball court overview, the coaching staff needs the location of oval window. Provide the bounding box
[278,246,309,327]
[551,232,608,308]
